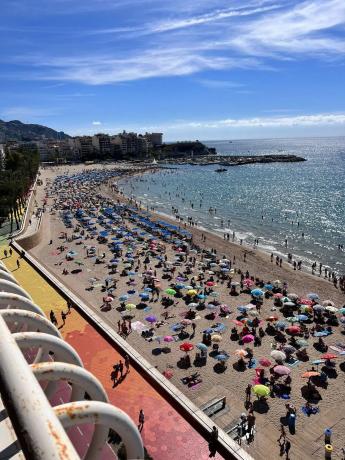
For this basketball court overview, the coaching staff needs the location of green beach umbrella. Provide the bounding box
[165,288,176,295]
[253,384,270,397]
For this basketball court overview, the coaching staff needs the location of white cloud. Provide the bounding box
[134,113,345,131]
[9,0,345,85]
[92,121,102,125]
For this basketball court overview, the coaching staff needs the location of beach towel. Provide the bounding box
[314,331,332,337]
[301,406,319,416]
[277,394,291,400]
[286,359,300,368]
[329,346,345,355]
[143,306,152,312]
[247,358,257,369]
[131,321,147,332]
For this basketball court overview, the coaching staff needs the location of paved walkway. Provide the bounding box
[1,247,223,460]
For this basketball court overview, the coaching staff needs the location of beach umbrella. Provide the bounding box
[302,371,320,378]
[300,298,313,305]
[288,293,299,301]
[259,358,272,367]
[180,342,194,352]
[104,296,113,303]
[297,314,309,322]
[163,336,174,343]
[321,353,338,360]
[187,289,197,296]
[209,292,219,298]
[266,316,278,322]
[175,284,185,290]
[196,343,208,351]
[251,289,264,297]
[119,295,129,301]
[165,288,176,296]
[274,365,291,376]
[284,302,296,308]
[276,321,288,330]
[215,354,229,361]
[235,349,248,358]
[242,334,254,343]
[307,293,319,300]
[207,303,218,310]
[203,327,214,334]
[338,308,345,315]
[211,334,222,343]
[339,316,345,324]
[206,281,215,287]
[125,303,136,311]
[232,320,244,327]
[273,280,281,287]
[283,345,296,354]
[300,305,312,313]
[322,300,335,307]
[274,293,283,299]
[253,385,270,397]
[286,325,301,335]
[139,294,150,300]
[145,315,157,323]
[270,350,286,361]
[287,317,299,323]
[187,302,198,308]
[231,281,240,287]
[313,304,325,312]
[248,310,260,317]
[144,287,152,292]
[127,289,136,295]
[264,284,273,291]
[325,306,338,313]
[243,278,254,287]
[296,339,309,347]
[312,359,325,366]
[197,294,206,299]
[181,319,192,326]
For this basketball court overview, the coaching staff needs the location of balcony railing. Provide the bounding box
[0,260,144,460]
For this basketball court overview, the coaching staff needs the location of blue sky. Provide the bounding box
[1,0,345,140]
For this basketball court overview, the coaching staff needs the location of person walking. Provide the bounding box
[9,248,12,256]
[245,384,252,404]
[138,409,145,432]
[208,426,218,457]
[247,410,256,441]
[3,249,8,258]
[16,259,20,269]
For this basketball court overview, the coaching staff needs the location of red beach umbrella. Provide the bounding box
[259,358,272,367]
[180,343,194,352]
[232,320,244,327]
[286,325,301,335]
[321,353,338,360]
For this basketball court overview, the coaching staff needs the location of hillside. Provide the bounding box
[0,119,70,142]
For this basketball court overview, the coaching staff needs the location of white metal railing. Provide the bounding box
[0,261,144,460]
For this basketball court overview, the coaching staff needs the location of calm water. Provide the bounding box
[119,137,345,275]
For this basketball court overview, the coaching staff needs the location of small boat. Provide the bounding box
[215,168,227,172]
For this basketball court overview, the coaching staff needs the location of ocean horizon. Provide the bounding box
[118,136,345,276]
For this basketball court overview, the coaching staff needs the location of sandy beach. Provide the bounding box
[28,163,345,460]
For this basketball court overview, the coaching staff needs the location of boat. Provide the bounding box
[215,168,227,172]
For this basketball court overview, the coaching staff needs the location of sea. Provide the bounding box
[118,137,345,276]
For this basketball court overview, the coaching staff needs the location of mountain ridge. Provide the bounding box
[0,119,70,142]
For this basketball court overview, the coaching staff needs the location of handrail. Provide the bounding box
[0,263,144,460]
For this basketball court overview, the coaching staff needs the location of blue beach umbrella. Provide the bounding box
[215,354,229,361]
[251,289,264,297]
[307,293,319,300]
[297,314,309,322]
[196,343,208,351]
[119,295,128,301]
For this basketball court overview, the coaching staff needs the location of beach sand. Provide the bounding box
[28,163,345,460]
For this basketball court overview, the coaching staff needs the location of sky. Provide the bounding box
[1,0,345,141]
